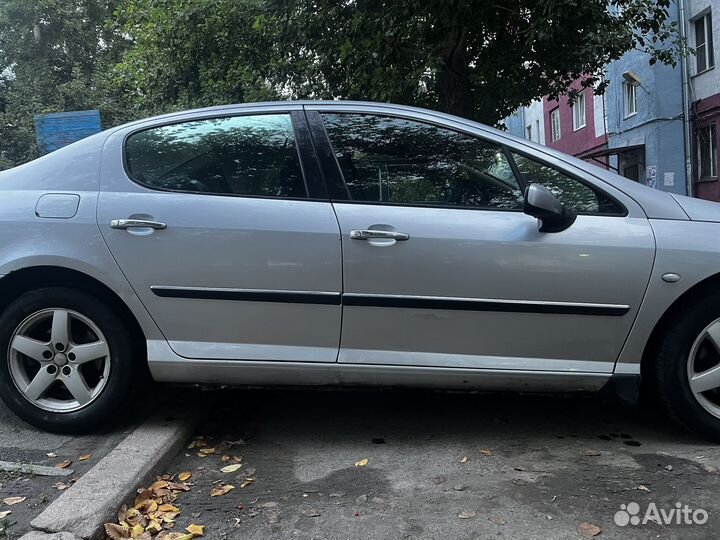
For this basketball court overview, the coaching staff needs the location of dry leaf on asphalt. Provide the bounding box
[199,448,216,455]
[460,456,468,463]
[479,449,493,456]
[78,453,92,461]
[149,480,169,491]
[52,480,75,490]
[210,484,235,497]
[354,458,369,467]
[635,485,651,492]
[0,510,10,519]
[186,524,205,536]
[240,478,254,488]
[177,472,192,482]
[104,523,129,540]
[578,522,602,537]
[46,452,57,458]
[458,510,476,519]
[232,456,242,463]
[303,509,321,517]
[583,449,601,456]
[2,497,26,506]
[220,464,242,473]
[55,460,72,469]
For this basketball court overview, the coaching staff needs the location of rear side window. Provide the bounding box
[125,114,307,198]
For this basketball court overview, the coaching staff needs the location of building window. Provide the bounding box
[698,124,718,179]
[550,108,561,141]
[535,120,540,143]
[623,83,638,118]
[695,12,715,73]
[572,93,586,131]
[526,125,532,140]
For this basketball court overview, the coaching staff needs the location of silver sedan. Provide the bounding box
[0,101,719,439]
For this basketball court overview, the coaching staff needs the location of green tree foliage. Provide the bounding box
[115,0,684,125]
[0,0,129,168]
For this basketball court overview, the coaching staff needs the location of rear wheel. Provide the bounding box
[654,292,720,441]
[0,287,140,432]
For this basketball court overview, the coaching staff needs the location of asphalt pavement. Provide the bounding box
[153,388,720,540]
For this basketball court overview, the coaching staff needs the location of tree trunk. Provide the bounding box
[437,26,473,120]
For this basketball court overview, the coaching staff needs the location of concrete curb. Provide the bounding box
[24,404,208,540]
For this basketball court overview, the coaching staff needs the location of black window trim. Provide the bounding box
[307,110,628,218]
[121,110,330,202]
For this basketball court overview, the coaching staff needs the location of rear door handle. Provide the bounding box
[350,229,409,241]
[110,219,167,230]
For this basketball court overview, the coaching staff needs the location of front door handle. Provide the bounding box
[110,219,167,230]
[350,229,410,241]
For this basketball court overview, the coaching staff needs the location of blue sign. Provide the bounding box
[34,110,102,154]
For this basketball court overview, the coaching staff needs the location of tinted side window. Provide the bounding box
[511,153,623,214]
[322,113,523,209]
[125,114,306,198]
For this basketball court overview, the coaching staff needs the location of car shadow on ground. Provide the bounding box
[157,387,718,540]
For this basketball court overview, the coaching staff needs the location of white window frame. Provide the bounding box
[550,108,561,142]
[694,11,715,74]
[698,123,718,179]
[572,93,586,131]
[623,82,638,118]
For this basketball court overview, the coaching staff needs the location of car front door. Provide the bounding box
[97,108,342,362]
[307,107,655,373]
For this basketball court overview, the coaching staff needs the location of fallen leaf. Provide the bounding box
[158,504,180,513]
[210,484,235,497]
[177,472,192,482]
[146,520,162,534]
[186,524,204,537]
[583,449,601,457]
[0,511,10,519]
[55,460,72,469]
[513,465,526,471]
[225,439,245,446]
[240,478,254,488]
[150,480,169,491]
[303,509,320,517]
[130,523,145,537]
[199,448,216,455]
[2,497,26,506]
[479,449,493,456]
[458,510,476,519]
[52,480,75,490]
[220,464,242,473]
[635,485,651,492]
[577,522,602,538]
[232,456,242,463]
[705,465,718,473]
[46,452,57,458]
[167,482,190,492]
[79,453,92,461]
[221,455,230,463]
[354,458,369,467]
[105,523,130,540]
[453,484,468,491]
[460,456,468,463]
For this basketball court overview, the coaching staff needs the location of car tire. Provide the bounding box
[654,291,720,442]
[0,287,140,433]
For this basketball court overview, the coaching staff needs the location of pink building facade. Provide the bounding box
[543,83,608,167]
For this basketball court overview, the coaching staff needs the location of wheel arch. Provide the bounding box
[641,272,720,384]
[0,266,147,360]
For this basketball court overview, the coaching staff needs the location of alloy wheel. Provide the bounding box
[688,318,720,420]
[7,308,111,412]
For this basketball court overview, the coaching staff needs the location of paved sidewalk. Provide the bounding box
[154,389,720,540]
[0,401,132,537]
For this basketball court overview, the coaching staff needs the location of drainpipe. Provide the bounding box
[679,0,693,197]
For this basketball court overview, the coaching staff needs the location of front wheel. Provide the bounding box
[0,287,140,433]
[654,291,720,441]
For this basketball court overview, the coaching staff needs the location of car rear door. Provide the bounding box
[97,107,342,362]
[306,105,655,373]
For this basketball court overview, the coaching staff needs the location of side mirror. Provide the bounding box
[523,183,577,233]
